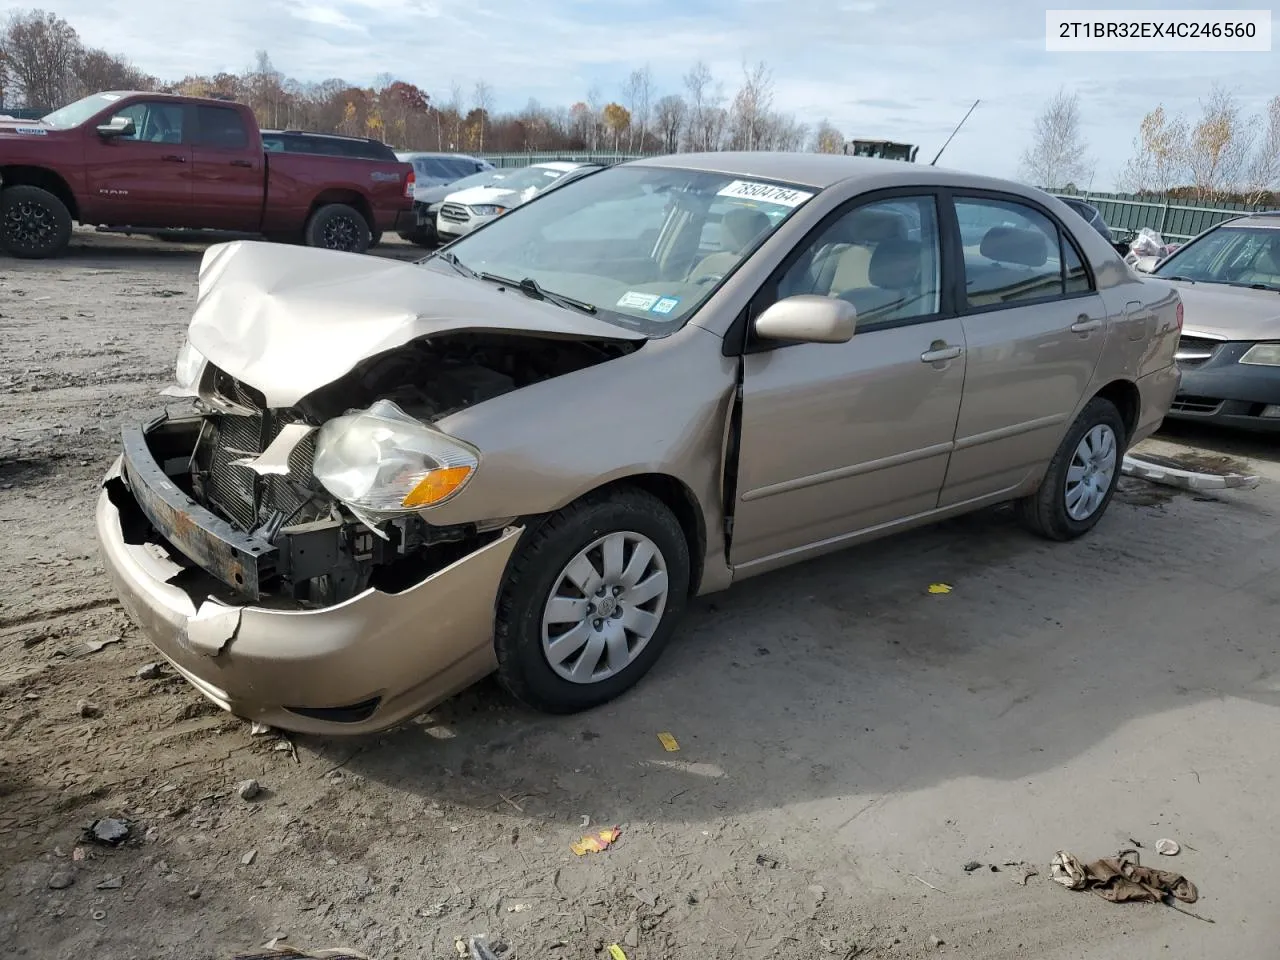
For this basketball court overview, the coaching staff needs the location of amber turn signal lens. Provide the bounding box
[401,465,474,508]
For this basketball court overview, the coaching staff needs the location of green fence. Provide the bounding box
[479,151,648,169]
[1053,189,1272,242]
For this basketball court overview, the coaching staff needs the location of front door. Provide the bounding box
[938,193,1108,507]
[729,193,967,569]
[82,99,193,227]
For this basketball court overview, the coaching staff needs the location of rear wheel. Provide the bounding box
[304,203,371,254]
[1,185,73,259]
[495,488,690,714]
[1016,396,1125,541]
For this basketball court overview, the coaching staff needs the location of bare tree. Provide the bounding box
[447,81,464,149]
[683,60,719,151]
[1118,105,1188,194]
[585,83,603,150]
[472,80,494,151]
[1244,95,1280,204]
[1018,88,1092,189]
[654,94,686,153]
[1,10,81,109]
[70,48,154,98]
[728,60,775,150]
[1183,84,1255,200]
[811,118,844,153]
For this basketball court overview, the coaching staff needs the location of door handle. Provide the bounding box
[921,343,963,363]
[161,154,186,163]
[1070,315,1102,334]
[230,159,253,168]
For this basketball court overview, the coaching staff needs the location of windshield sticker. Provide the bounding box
[649,297,681,316]
[13,126,47,136]
[716,180,813,207]
[617,291,660,311]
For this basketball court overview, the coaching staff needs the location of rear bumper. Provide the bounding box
[1130,363,1181,446]
[1167,349,1280,432]
[96,435,523,735]
[374,206,415,233]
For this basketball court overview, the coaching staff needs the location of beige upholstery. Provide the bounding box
[814,209,908,296]
[1236,238,1280,285]
[688,207,772,280]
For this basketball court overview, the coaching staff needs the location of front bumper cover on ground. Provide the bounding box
[97,439,524,735]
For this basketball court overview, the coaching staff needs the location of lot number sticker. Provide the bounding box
[716,180,813,207]
[617,291,660,310]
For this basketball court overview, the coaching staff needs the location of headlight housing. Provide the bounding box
[1240,343,1280,366]
[312,399,479,515]
[468,204,507,217]
[174,340,207,389]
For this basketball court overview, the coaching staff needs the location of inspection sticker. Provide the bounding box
[716,180,813,207]
[12,126,47,136]
[650,297,680,316]
[616,291,660,310]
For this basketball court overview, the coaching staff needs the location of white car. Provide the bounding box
[436,162,588,239]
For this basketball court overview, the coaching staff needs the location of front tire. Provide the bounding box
[495,488,691,714]
[1,185,73,259]
[304,203,371,254]
[1016,396,1126,541]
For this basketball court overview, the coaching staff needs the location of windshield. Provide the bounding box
[41,92,124,130]
[490,165,571,193]
[1153,224,1280,290]
[435,164,817,333]
[437,169,507,192]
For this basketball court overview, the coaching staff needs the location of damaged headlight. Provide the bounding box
[1240,343,1280,366]
[174,339,207,389]
[312,399,479,514]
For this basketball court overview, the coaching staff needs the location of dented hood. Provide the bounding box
[188,241,643,408]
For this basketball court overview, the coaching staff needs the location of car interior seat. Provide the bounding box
[809,209,909,298]
[687,207,772,281]
[968,225,1052,305]
[836,238,925,322]
[1234,236,1280,286]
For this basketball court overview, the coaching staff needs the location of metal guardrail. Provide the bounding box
[479,151,649,168]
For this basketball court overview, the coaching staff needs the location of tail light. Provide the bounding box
[404,170,415,199]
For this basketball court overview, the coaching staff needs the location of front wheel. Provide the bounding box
[304,203,371,254]
[1016,396,1126,541]
[495,488,691,714]
[1,185,74,259]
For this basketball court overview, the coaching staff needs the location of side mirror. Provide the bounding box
[96,115,135,139]
[1131,256,1159,274]
[754,295,856,344]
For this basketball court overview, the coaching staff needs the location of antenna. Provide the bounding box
[930,99,980,166]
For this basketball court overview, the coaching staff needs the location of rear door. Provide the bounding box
[81,98,193,227]
[189,104,263,230]
[937,191,1108,507]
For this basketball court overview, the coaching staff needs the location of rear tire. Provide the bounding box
[495,488,690,714]
[303,203,371,254]
[1,185,73,259]
[1016,396,1126,541]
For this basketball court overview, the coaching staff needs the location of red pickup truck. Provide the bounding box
[0,90,415,258]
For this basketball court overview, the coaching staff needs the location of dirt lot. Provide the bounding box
[3,230,1279,960]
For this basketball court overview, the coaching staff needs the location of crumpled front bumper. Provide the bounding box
[96,455,523,735]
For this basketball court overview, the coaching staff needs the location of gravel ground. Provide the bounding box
[2,230,1279,960]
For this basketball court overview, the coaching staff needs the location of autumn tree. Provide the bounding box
[602,102,631,150]
[1244,95,1280,204]
[811,119,844,153]
[472,80,494,151]
[1118,105,1188,195]
[1019,88,1092,189]
[1,9,80,108]
[72,48,154,99]
[1183,84,1254,200]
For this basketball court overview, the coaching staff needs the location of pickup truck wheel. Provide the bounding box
[495,488,690,714]
[1015,396,1126,541]
[1,185,73,259]
[305,203,371,254]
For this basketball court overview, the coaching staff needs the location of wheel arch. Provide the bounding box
[0,166,80,221]
[306,189,374,231]
[1090,378,1141,445]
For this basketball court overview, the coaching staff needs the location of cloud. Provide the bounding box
[4,0,1275,188]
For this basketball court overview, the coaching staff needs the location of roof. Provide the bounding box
[628,151,1042,195]
[532,161,587,172]
[1238,212,1280,227]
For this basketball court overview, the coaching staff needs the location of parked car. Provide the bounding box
[0,90,414,258]
[1147,212,1280,431]
[1052,194,1138,257]
[400,167,510,246]
[435,161,595,239]
[397,151,493,188]
[96,153,1181,734]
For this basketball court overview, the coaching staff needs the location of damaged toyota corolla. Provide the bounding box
[97,153,1180,734]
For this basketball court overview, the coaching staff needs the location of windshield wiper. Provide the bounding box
[1166,275,1197,283]
[478,272,597,315]
[427,249,478,279]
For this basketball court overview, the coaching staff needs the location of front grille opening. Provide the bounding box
[284,698,381,725]
[1171,395,1223,414]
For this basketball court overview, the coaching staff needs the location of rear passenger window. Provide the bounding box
[954,197,1085,307]
[195,106,248,148]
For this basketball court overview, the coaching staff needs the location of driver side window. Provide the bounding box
[775,196,942,330]
[113,102,186,144]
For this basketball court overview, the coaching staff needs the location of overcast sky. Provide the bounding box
[6,0,1278,187]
